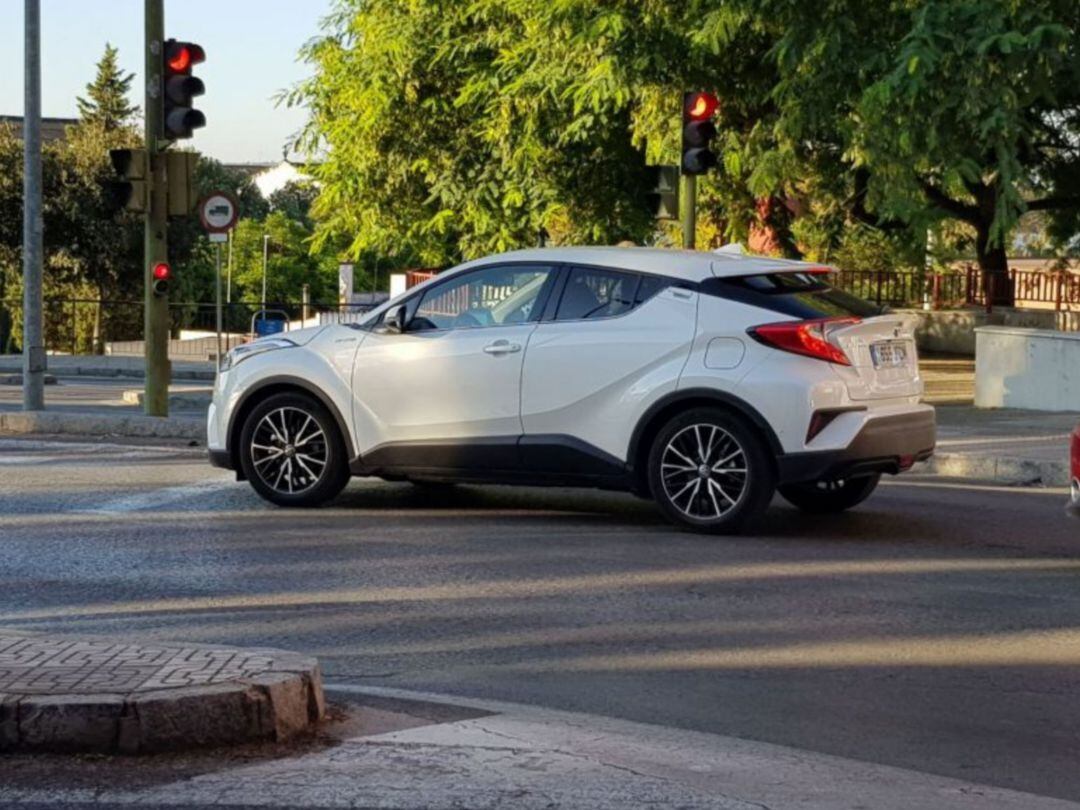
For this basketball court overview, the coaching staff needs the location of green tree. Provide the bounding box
[228,212,338,306]
[269,179,318,226]
[289,0,1080,291]
[76,43,139,131]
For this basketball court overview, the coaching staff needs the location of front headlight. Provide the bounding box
[219,338,297,372]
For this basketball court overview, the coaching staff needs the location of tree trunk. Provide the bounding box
[974,220,1013,307]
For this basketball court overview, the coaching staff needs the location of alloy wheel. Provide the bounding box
[249,406,328,495]
[660,423,748,521]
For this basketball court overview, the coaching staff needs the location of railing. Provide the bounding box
[0,299,376,359]
[831,266,1080,312]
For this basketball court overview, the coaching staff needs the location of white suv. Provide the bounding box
[208,246,935,533]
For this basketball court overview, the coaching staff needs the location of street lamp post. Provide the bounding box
[261,234,269,311]
[226,228,233,304]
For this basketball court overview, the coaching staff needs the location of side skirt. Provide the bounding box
[349,434,632,490]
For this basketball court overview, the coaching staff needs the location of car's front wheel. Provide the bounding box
[647,408,775,534]
[778,474,880,514]
[239,392,350,507]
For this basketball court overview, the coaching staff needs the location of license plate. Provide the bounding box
[870,340,908,368]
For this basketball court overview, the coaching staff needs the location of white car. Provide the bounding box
[208,246,935,533]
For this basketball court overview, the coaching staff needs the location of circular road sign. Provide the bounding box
[199,191,239,234]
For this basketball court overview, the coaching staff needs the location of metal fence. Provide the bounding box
[831,266,1080,312]
[0,299,376,359]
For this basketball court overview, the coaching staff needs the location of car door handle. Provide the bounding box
[483,340,521,355]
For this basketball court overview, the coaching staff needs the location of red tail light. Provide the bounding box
[749,317,860,365]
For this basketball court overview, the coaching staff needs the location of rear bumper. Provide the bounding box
[777,407,936,484]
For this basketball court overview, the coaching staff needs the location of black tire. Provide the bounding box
[647,407,776,534]
[239,392,350,507]
[778,473,881,514]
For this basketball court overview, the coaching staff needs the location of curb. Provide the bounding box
[0,632,326,754]
[916,452,1070,487]
[121,388,212,410]
[0,410,205,441]
[0,363,215,382]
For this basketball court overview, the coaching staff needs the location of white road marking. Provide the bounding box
[80,477,239,514]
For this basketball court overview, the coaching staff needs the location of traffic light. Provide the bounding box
[166,151,199,217]
[162,39,205,140]
[646,165,680,220]
[152,262,171,297]
[105,148,148,214]
[681,91,719,175]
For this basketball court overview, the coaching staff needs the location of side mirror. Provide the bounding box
[382,304,408,334]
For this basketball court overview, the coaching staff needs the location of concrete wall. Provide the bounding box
[974,326,1080,411]
[898,308,1080,356]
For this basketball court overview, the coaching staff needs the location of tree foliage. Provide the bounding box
[76,44,139,132]
[290,0,1080,279]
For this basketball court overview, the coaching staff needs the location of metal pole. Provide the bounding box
[680,174,697,250]
[261,234,269,310]
[22,0,45,411]
[301,284,310,325]
[214,242,223,367]
[143,0,170,416]
[225,228,233,303]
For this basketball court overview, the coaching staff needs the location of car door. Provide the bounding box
[520,266,698,465]
[352,263,556,468]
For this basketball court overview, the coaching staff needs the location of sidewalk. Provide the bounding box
[1,680,1074,809]
[0,629,325,754]
[0,354,216,381]
[921,405,1076,486]
[0,377,207,440]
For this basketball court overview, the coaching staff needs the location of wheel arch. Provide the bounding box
[626,388,782,494]
[227,376,355,477]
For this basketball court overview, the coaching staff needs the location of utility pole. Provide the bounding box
[22,0,45,411]
[681,174,697,250]
[144,0,170,416]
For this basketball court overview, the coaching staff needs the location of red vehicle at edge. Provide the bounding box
[1070,424,1080,518]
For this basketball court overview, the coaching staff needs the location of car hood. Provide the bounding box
[254,325,327,346]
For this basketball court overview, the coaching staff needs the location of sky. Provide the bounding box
[0,0,331,163]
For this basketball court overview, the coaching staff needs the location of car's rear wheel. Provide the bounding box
[647,407,775,534]
[778,474,880,514]
[239,392,350,507]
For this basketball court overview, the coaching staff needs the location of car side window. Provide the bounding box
[635,274,670,305]
[555,267,640,321]
[411,264,552,331]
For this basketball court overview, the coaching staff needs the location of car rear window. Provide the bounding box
[702,272,883,319]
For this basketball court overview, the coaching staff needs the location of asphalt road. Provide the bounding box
[2,436,1079,801]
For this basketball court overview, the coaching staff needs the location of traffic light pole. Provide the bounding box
[144,0,170,416]
[681,173,697,249]
[22,0,45,411]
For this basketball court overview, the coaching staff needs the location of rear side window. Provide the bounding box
[635,274,670,305]
[555,267,638,321]
[702,272,883,319]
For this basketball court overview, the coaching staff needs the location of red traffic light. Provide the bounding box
[164,40,205,75]
[168,46,191,73]
[153,262,171,281]
[685,91,719,121]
